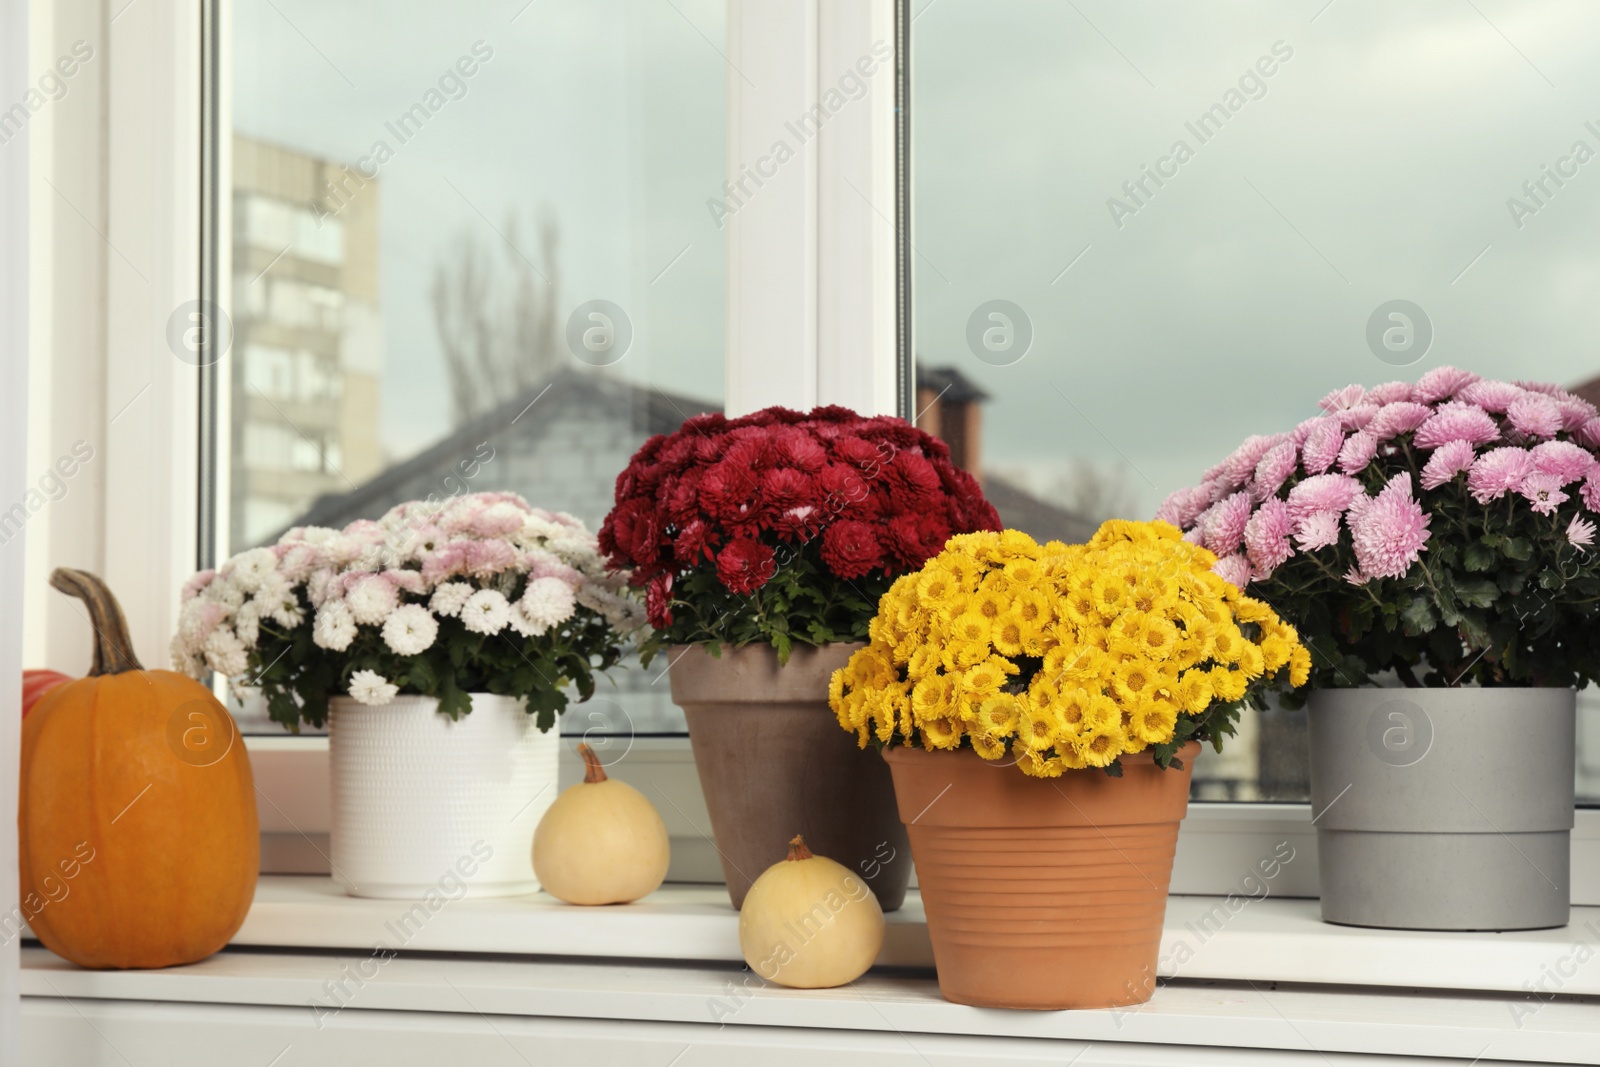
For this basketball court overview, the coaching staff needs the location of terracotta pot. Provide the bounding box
[883,742,1198,1009]
[668,643,910,911]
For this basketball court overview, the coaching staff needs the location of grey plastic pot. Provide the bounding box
[667,642,910,912]
[1307,687,1574,931]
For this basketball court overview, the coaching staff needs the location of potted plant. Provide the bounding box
[1160,366,1598,930]
[600,405,1001,909]
[175,492,641,899]
[831,522,1308,1009]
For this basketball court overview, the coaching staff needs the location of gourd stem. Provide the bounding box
[786,835,813,862]
[49,568,144,676]
[578,743,607,784]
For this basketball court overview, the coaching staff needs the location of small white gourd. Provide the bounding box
[533,743,670,905]
[738,835,885,988]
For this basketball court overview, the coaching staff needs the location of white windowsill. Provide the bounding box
[83,874,1599,999]
[20,943,1596,1065]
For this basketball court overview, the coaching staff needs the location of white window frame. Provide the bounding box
[21,0,1600,908]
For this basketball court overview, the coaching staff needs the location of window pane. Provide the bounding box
[224,0,726,734]
[911,0,1600,802]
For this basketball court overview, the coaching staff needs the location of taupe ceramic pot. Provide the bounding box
[668,642,910,911]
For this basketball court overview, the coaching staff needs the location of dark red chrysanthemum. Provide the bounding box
[716,538,777,595]
[821,520,885,580]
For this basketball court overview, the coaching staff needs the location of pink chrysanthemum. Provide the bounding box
[1515,379,1566,397]
[1413,365,1481,404]
[1294,509,1343,552]
[1568,514,1596,551]
[1253,441,1299,502]
[1290,415,1325,447]
[1556,394,1598,432]
[1467,446,1535,503]
[1301,420,1345,475]
[1154,484,1213,529]
[1529,440,1596,486]
[1211,553,1252,590]
[1582,474,1600,514]
[1343,564,1369,587]
[1366,381,1416,405]
[1244,498,1294,576]
[1506,393,1563,439]
[1338,431,1379,474]
[1412,404,1500,450]
[1457,380,1525,413]
[1287,473,1363,519]
[1419,439,1477,490]
[1365,401,1433,441]
[1518,472,1568,516]
[1339,404,1380,431]
[1204,491,1255,557]
[1221,435,1285,489]
[1575,418,1600,450]
[1349,472,1430,580]
[1319,384,1366,413]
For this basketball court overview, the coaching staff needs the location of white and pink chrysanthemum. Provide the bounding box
[1467,447,1535,504]
[1349,473,1430,581]
[1458,379,1525,413]
[1294,510,1343,552]
[1419,439,1477,490]
[1568,514,1597,551]
[1518,473,1569,516]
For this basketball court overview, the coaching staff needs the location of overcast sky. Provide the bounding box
[914,0,1600,514]
[233,0,727,460]
[235,0,1600,518]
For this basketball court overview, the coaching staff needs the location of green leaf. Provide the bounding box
[1463,542,1496,572]
[1453,578,1499,609]
[1503,537,1533,561]
[1399,596,1437,634]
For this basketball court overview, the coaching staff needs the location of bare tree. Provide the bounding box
[995,460,1139,527]
[431,211,562,425]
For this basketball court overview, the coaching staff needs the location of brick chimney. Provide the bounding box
[914,365,989,486]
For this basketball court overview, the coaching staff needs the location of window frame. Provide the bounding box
[36,0,1598,903]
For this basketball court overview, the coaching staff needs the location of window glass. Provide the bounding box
[224,0,726,733]
[911,0,1600,801]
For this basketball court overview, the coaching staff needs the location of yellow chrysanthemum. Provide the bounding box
[916,566,962,611]
[1208,665,1249,702]
[827,520,1309,777]
[1020,699,1066,751]
[919,714,962,750]
[971,586,1006,622]
[1111,658,1158,705]
[1175,669,1214,715]
[1062,580,1099,628]
[991,613,1026,657]
[1209,624,1245,665]
[1289,645,1312,688]
[1076,719,1124,768]
[911,673,957,719]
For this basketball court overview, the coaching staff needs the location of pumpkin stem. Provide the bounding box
[49,568,143,676]
[578,743,607,784]
[786,835,813,862]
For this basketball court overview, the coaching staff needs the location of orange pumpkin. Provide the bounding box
[19,568,259,968]
[23,669,72,717]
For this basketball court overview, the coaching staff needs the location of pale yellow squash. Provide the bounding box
[533,743,670,905]
[738,835,885,988]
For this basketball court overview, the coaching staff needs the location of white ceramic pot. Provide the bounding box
[328,693,559,899]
